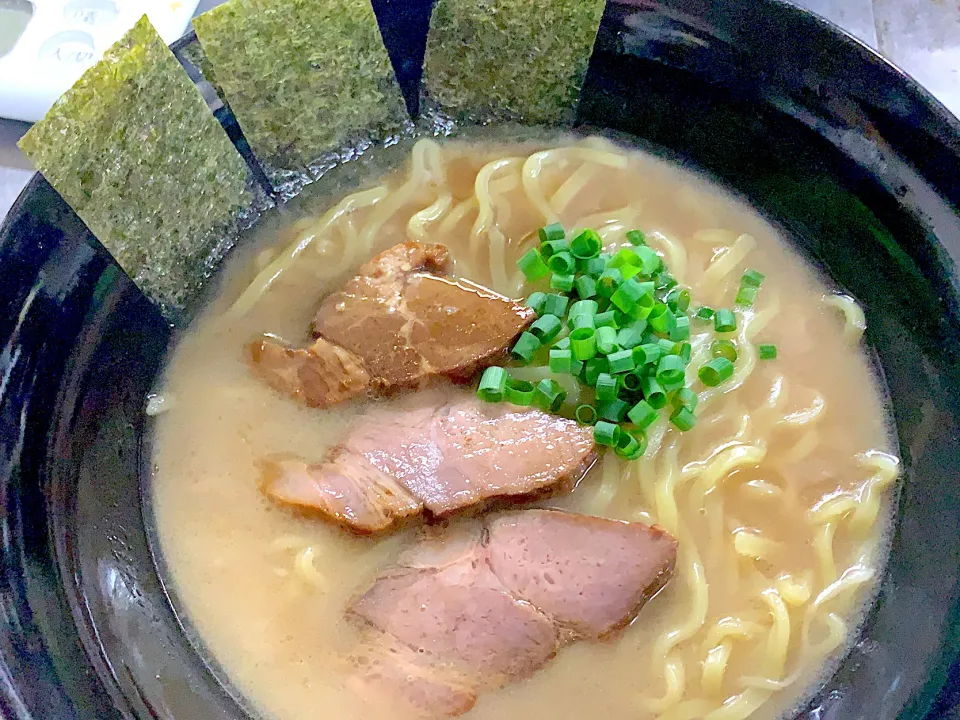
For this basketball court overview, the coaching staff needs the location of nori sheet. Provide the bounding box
[423,0,606,124]
[193,0,410,180]
[18,17,255,316]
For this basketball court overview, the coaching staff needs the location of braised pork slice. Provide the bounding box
[250,336,370,408]
[349,510,678,716]
[250,242,535,408]
[260,396,597,533]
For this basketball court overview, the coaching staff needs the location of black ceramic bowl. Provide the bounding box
[2,1,959,718]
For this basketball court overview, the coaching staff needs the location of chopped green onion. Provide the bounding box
[677,342,692,365]
[518,248,550,281]
[543,293,569,317]
[657,338,677,355]
[554,336,571,350]
[547,251,576,275]
[627,399,658,429]
[598,398,629,423]
[593,420,621,446]
[551,273,575,292]
[607,349,636,374]
[572,314,596,331]
[635,246,662,276]
[569,299,599,319]
[711,339,738,363]
[583,357,609,386]
[529,314,562,343]
[670,315,691,342]
[714,308,737,333]
[621,371,643,392]
[694,306,715,322]
[673,387,699,411]
[611,277,654,315]
[735,285,758,307]
[619,264,642,281]
[615,429,648,460]
[575,274,597,299]
[597,268,624,298]
[656,355,686,387]
[666,288,691,313]
[534,378,566,412]
[610,247,640,269]
[670,405,697,431]
[647,303,674,333]
[594,310,618,328]
[613,309,635,328]
[549,348,573,373]
[511,332,541,363]
[740,268,766,288]
[581,255,608,277]
[633,343,662,366]
[477,366,507,402]
[570,229,602,259]
[596,326,619,355]
[616,325,645,349]
[698,357,735,386]
[539,222,566,244]
[758,343,778,360]
[505,378,535,406]
[641,376,667,409]
[526,291,548,315]
[570,358,584,377]
[656,272,678,291]
[626,229,647,246]
[595,373,619,402]
[540,238,568,259]
[575,404,598,425]
[571,327,598,361]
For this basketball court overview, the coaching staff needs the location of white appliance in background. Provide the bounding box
[0,0,201,123]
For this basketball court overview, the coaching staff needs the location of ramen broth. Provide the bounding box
[149,136,898,720]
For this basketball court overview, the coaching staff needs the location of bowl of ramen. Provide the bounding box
[1,0,959,719]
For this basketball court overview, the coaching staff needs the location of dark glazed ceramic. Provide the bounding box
[0,1,959,718]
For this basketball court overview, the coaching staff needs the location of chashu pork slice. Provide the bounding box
[261,397,597,533]
[250,241,535,408]
[348,509,678,717]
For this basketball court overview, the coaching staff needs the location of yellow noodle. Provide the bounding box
[823,293,867,343]
[228,184,388,316]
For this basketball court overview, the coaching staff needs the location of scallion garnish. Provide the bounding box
[518,248,550,281]
[548,251,576,275]
[575,274,597,299]
[493,225,780,459]
[570,229,602,259]
[575,404,598,425]
[529,314,562,343]
[711,339,738,363]
[714,308,737,333]
[511,331,541,363]
[539,222,566,244]
[477,366,507,402]
[595,373,618,403]
[594,420,621,446]
[698,357,735,387]
[504,378,535,406]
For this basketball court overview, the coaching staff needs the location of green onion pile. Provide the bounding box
[477,223,777,460]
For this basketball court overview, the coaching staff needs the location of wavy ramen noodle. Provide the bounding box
[150,136,898,720]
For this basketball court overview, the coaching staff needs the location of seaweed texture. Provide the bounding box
[193,0,409,178]
[423,0,606,124]
[19,17,254,315]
